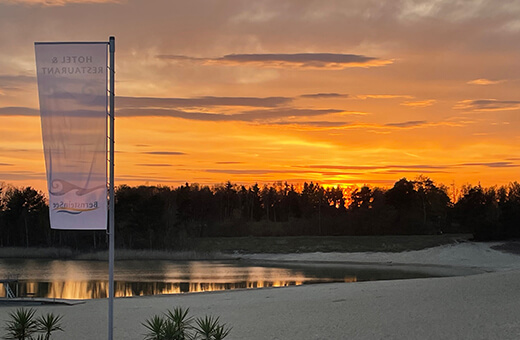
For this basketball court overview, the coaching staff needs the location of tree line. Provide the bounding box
[1,176,519,250]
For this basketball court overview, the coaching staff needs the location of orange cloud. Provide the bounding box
[467,78,504,85]
[354,94,414,100]
[454,99,520,111]
[400,99,436,108]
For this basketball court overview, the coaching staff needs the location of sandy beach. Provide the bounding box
[1,241,520,339]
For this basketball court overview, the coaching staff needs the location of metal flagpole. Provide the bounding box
[108,36,115,340]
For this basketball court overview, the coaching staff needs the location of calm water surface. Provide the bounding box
[0,259,437,300]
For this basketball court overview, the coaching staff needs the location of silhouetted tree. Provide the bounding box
[454,185,502,240]
[2,186,47,247]
[384,177,450,234]
[499,182,520,238]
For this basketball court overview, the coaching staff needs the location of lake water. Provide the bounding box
[0,259,439,300]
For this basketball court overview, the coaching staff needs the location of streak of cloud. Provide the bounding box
[467,78,504,85]
[0,75,35,85]
[117,107,343,122]
[459,162,519,168]
[141,151,187,156]
[454,99,520,111]
[385,120,428,128]
[400,100,436,108]
[117,96,292,108]
[135,164,172,167]
[269,121,350,128]
[300,93,348,99]
[0,107,39,116]
[157,53,393,69]
[354,94,414,100]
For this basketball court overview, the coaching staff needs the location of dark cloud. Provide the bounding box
[455,99,520,111]
[300,93,348,99]
[247,108,342,119]
[217,53,391,68]
[0,107,39,116]
[117,96,292,109]
[157,53,392,69]
[0,171,45,181]
[0,75,35,89]
[117,108,229,121]
[156,55,205,62]
[0,106,109,118]
[385,120,428,128]
[460,162,519,168]
[117,107,342,122]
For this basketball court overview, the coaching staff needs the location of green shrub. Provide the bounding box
[142,307,231,340]
[4,308,64,340]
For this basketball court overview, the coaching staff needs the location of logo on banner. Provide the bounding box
[53,201,100,215]
[49,179,105,215]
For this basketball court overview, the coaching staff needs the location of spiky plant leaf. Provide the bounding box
[142,315,165,340]
[36,313,64,340]
[164,307,194,340]
[4,308,38,340]
[194,316,220,340]
[212,323,232,340]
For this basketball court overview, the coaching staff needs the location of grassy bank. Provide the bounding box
[0,247,229,261]
[0,234,472,260]
[185,234,472,254]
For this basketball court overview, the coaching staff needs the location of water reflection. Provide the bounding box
[0,259,429,300]
[6,280,315,299]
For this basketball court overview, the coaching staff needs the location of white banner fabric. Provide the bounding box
[35,42,108,230]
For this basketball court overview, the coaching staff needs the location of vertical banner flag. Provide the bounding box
[35,42,108,230]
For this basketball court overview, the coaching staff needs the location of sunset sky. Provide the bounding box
[2,0,520,192]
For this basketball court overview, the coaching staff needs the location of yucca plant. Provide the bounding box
[4,308,64,340]
[211,324,232,340]
[142,307,231,340]
[142,307,195,340]
[194,316,231,340]
[143,315,166,340]
[4,308,38,340]
[35,313,64,340]
[164,307,193,340]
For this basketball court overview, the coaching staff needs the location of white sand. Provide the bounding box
[1,241,520,339]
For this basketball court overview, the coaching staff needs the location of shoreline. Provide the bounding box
[0,234,473,261]
[1,241,519,339]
